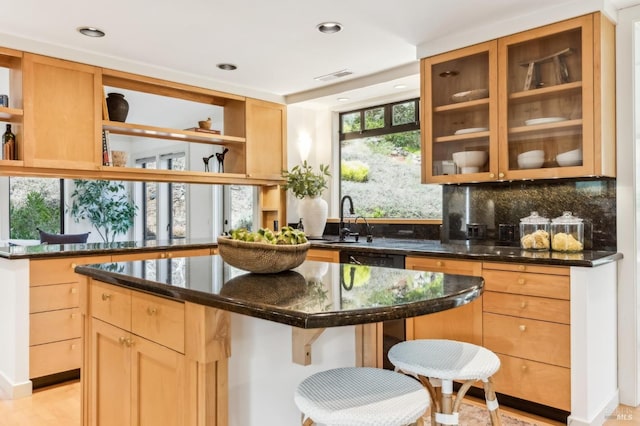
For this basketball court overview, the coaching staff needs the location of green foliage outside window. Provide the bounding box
[341,160,369,182]
[10,191,60,239]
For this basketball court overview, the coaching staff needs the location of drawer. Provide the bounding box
[29,338,82,379]
[30,308,82,346]
[91,281,131,331]
[30,255,111,286]
[482,269,570,300]
[30,283,80,313]
[483,312,570,367]
[491,353,570,411]
[132,291,185,353]
[406,256,482,276]
[483,291,570,324]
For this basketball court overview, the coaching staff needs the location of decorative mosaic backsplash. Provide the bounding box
[442,178,616,250]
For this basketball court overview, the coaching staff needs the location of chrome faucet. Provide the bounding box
[339,195,355,241]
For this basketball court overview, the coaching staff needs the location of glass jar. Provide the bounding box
[551,211,584,252]
[519,211,550,251]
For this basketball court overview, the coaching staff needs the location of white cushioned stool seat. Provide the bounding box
[388,339,502,426]
[294,367,429,426]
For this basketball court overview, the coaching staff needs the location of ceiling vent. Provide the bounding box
[314,69,353,82]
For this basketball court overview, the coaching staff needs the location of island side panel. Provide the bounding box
[0,258,31,398]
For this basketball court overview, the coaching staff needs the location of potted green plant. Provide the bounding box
[283,161,331,238]
[69,179,138,244]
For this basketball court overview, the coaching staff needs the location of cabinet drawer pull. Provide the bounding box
[517,278,525,285]
[147,307,158,316]
[521,364,528,372]
[520,301,527,309]
[71,263,78,269]
[166,253,173,258]
[436,261,443,267]
[160,253,166,259]
[519,325,527,332]
[119,336,127,345]
[518,265,526,271]
[70,313,77,319]
[101,293,112,301]
[70,287,78,294]
[71,344,77,350]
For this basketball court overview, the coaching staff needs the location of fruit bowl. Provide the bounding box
[217,236,310,274]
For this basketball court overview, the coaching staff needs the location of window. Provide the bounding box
[339,99,442,219]
[136,152,187,279]
[9,177,63,239]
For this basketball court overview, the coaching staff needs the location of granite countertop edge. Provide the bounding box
[0,237,621,267]
[76,265,484,329]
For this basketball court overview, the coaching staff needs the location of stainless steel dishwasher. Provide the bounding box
[339,250,406,370]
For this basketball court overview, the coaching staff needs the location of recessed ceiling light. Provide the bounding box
[337,97,350,102]
[394,84,407,89]
[77,27,105,37]
[317,22,343,34]
[217,63,237,71]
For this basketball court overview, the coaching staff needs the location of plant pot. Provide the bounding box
[106,93,129,122]
[297,196,328,238]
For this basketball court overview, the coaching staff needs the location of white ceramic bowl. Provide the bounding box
[556,148,582,167]
[452,151,488,172]
[517,150,544,160]
[517,156,545,169]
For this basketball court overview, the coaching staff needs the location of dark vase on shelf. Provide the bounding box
[106,93,129,122]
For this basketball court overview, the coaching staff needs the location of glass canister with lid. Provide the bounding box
[519,211,550,251]
[551,211,584,252]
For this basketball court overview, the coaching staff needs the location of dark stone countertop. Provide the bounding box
[0,236,621,267]
[75,256,483,329]
[309,237,622,267]
[0,238,216,259]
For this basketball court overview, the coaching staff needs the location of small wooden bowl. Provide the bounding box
[198,120,212,130]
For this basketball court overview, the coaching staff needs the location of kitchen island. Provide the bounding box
[0,238,621,425]
[76,255,483,426]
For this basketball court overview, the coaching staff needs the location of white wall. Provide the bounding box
[615,4,640,407]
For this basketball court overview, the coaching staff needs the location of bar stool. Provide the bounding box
[294,367,430,426]
[388,339,502,426]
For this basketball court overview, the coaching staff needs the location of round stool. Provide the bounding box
[294,367,430,426]
[388,339,502,426]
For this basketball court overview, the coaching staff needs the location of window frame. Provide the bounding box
[339,98,420,141]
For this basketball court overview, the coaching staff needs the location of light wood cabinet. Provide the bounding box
[245,98,286,180]
[89,282,189,426]
[85,279,231,426]
[405,256,483,345]
[422,12,615,183]
[22,53,102,170]
[307,248,340,263]
[482,261,571,411]
[28,255,110,380]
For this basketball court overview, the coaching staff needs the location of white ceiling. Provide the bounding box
[1,0,638,109]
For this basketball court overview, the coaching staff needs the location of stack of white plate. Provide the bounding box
[517,150,544,169]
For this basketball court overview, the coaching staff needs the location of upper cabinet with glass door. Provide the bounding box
[422,41,498,183]
[499,13,615,180]
[422,12,615,183]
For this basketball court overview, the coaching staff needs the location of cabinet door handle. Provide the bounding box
[166,253,173,258]
[126,338,134,347]
[160,253,166,259]
[436,261,443,267]
[147,307,157,316]
[71,263,78,269]
[70,287,78,294]
[519,325,527,332]
[70,313,77,319]
[119,336,127,345]
[498,172,505,178]
[71,344,77,350]
[521,364,528,372]
[489,173,495,179]
[101,293,112,301]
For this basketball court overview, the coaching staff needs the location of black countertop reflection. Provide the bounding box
[310,238,621,267]
[75,256,483,328]
[0,238,215,259]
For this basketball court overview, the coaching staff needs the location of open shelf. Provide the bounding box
[103,121,246,146]
[0,107,23,121]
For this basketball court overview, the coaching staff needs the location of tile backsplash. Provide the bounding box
[441,178,616,250]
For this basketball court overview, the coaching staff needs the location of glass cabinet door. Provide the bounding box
[422,41,498,183]
[499,15,593,179]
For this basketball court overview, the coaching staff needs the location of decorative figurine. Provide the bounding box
[216,148,229,172]
[203,154,215,172]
